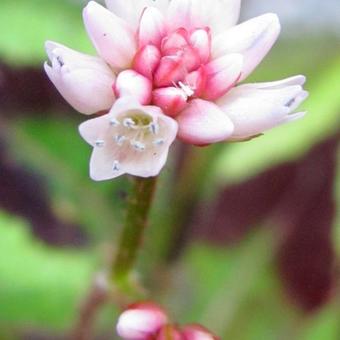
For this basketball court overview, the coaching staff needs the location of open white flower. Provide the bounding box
[45,0,308,180]
[79,97,177,180]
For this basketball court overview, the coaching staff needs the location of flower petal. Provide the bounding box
[152,87,188,117]
[138,7,166,48]
[44,42,115,115]
[166,0,241,35]
[105,0,169,30]
[202,53,243,100]
[133,44,162,79]
[177,99,234,145]
[83,1,136,70]
[217,80,308,139]
[114,70,152,105]
[212,13,281,81]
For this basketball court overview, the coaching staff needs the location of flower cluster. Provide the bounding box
[116,302,218,339]
[45,0,308,181]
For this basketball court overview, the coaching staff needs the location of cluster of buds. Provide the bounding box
[116,302,219,340]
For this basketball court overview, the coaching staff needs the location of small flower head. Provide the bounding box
[79,97,177,180]
[116,302,168,340]
[45,0,308,180]
[116,302,219,340]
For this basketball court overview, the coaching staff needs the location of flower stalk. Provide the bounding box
[111,176,158,284]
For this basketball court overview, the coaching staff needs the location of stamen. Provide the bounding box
[153,138,165,146]
[114,135,126,146]
[285,98,296,108]
[123,118,136,128]
[109,118,120,126]
[95,139,105,147]
[149,122,159,135]
[178,81,194,97]
[56,55,64,67]
[113,160,120,171]
[131,140,146,151]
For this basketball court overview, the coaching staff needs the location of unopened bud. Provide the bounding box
[116,302,168,340]
[182,324,219,340]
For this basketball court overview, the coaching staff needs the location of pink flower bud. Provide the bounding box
[132,44,161,80]
[116,302,168,340]
[152,87,188,117]
[114,70,152,105]
[182,324,219,340]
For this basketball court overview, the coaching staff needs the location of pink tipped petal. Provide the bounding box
[182,324,219,340]
[202,54,243,100]
[217,83,308,139]
[185,67,207,97]
[212,13,281,81]
[114,70,152,105]
[152,87,188,117]
[117,302,169,340]
[83,1,136,70]
[161,28,189,55]
[154,55,187,87]
[138,7,166,48]
[44,43,115,115]
[190,28,211,63]
[177,99,234,145]
[105,0,169,29]
[133,44,162,80]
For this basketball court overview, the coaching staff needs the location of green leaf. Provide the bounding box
[0,0,93,65]
[0,211,95,331]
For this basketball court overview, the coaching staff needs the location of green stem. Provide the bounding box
[111,176,158,284]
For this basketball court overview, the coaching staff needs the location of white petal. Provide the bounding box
[138,7,166,48]
[212,13,281,81]
[105,0,169,30]
[166,0,240,35]
[83,1,136,70]
[217,82,308,139]
[44,54,115,115]
[240,75,306,89]
[177,99,234,145]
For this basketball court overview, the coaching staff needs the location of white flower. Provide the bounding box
[79,97,177,181]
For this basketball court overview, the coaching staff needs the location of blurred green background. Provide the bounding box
[0,0,339,339]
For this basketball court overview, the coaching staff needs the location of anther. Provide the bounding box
[56,55,64,67]
[131,140,146,151]
[153,138,165,146]
[149,122,159,135]
[113,160,120,171]
[95,139,105,147]
[178,81,194,97]
[109,118,120,126]
[123,118,136,128]
[114,135,126,146]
